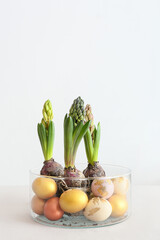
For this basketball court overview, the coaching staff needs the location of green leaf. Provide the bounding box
[72,120,91,162]
[63,114,68,156]
[92,127,96,145]
[72,121,83,147]
[46,121,55,160]
[64,113,68,125]
[92,122,101,163]
[84,129,93,164]
[64,116,74,168]
[37,123,47,160]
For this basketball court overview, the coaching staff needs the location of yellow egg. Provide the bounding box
[32,177,57,199]
[59,189,88,213]
[109,194,128,217]
[113,177,129,195]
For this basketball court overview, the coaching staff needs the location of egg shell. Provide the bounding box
[108,194,128,217]
[91,179,114,199]
[84,197,112,222]
[31,195,45,215]
[32,177,57,199]
[44,197,64,221]
[113,177,129,195]
[59,189,88,213]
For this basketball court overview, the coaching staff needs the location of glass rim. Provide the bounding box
[29,164,131,181]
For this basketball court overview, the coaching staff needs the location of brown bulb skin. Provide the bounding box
[40,159,64,176]
[83,162,106,177]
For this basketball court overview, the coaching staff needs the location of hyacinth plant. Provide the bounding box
[63,97,91,181]
[83,104,106,177]
[37,100,64,176]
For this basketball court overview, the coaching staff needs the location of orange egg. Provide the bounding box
[44,197,64,221]
[31,195,45,215]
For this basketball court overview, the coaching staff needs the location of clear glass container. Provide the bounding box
[30,164,131,228]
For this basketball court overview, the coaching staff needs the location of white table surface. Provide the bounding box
[0,185,160,240]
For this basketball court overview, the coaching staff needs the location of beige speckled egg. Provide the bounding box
[113,177,129,195]
[91,179,114,199]
[83,197,112,222]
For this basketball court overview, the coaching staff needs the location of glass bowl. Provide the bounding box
[29,164,131,228]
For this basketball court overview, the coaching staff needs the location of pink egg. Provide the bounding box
[91,179,114,199]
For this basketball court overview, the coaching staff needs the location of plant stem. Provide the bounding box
[64,115,91,168]
[37,121,55,161]
[84,122,101,166]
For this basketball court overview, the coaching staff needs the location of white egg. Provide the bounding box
[83,197,112,222]
[113,177,129,195]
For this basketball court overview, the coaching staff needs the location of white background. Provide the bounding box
[0,0,160,185]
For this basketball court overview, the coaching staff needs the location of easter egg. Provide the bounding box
[113,177,129,195]
[84,197,112,222]
[91,179,114,199]
[59,189,88,213]
[31,195,45,215]
[108,194,128,217]
[32,177,57,199]
[44,197,64,221]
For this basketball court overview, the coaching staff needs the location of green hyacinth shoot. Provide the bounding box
[64,96,90,168]
[38,100,55,161]
[64,114,91,168]
[84,104,101,165]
